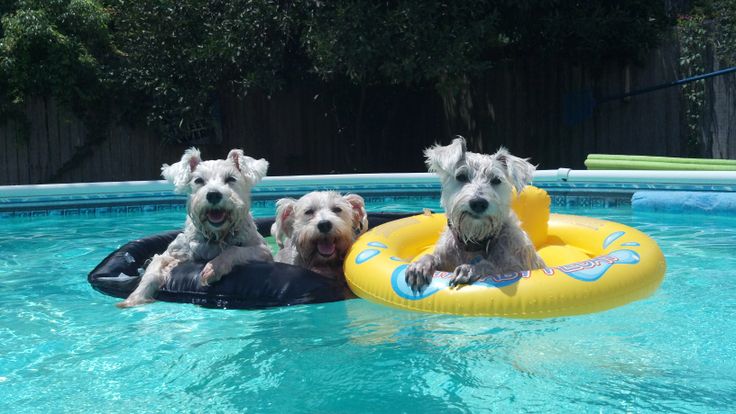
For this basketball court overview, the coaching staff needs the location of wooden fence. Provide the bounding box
[443,40,687,167]
[1,101,180,185]
[702,60,736,159]
[1,36,734,185]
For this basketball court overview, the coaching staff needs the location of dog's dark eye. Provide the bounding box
[490,176,502,185]
[304,209,315,216]
[225,176,237,184]
[331,207,342,214]
[456,173,469,183]
[193,177,204,185]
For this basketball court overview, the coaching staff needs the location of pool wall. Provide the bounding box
[537,169,736,212]
[2,169,736,217]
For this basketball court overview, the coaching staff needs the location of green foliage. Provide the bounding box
[303,1,668,88]
[0,1,18,38]
[677,14,709,155]
[676,0,736,154]
[686,0,736,63]
[710,0,736,63]
[493,1,669,64]
[0,0,672,138]
[103,0,294,134]
[302,1,500,86]
[0,0,111,118]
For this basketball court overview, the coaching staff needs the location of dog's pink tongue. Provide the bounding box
[317,240,336,256]
[207,210,225,223]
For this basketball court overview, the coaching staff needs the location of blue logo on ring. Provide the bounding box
[603,231,626,248]
[355,249,381,264]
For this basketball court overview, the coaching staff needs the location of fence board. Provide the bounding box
[1,124,7,184]
[17,125,26,184]
[1,124,14,184]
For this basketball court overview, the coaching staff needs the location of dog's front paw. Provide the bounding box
[116,296,153,308]
[405,256,436,294]
[449,264,480,288]
[200,262,225,286]
[254,245,274,263]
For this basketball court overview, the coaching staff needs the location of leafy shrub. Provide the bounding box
[302,1,500,86]
[104,0,294,134]
[302,1,669,88]
[0,0,111,117]
[0,0,673,137]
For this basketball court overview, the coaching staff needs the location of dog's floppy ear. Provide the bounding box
[228,149,269,184]
[493,147,536,194]
[424,136,467,177]
[344,193,368,235]
[271,198,296,248]
[161,147,201,193]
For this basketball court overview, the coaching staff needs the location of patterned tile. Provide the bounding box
[1,179,732,218]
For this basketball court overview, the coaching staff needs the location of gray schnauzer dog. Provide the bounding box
[406,136,546,293]
[118,147,273,307]
[271,191,368,281]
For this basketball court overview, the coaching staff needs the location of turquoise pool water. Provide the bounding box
[1,200,736,413]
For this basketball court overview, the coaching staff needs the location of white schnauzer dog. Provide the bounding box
[118,147,273,307]
[406,136,546,292]
[270,191,368,281]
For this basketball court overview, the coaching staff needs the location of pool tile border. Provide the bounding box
[3,174,734,218]
[0,187,633,219]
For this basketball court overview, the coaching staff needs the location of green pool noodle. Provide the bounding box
[586,154,736,166]
[584,158,736,171]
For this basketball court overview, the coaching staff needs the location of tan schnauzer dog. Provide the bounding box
[271,191,368,282]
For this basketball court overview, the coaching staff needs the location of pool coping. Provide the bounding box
[2,169,736,217]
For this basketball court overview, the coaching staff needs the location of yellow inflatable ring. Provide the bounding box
[345,187,666,318]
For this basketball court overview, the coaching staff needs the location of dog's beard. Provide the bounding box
[294,226,352,270]
[449,209,503,243]
[190,203,247,242]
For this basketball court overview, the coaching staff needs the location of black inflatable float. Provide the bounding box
[88,212,416,309]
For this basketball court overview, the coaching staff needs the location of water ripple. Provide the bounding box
[1,208,736,413]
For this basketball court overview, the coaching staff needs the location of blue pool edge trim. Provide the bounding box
[2,169,736,217]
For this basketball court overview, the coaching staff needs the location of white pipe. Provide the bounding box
[2,170,736,199]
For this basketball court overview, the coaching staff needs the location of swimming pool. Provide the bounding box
[2,195,735,413]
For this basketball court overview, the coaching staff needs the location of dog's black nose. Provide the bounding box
[469,198,489,213]
[206,191,223,204]
[317,220,333,233]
